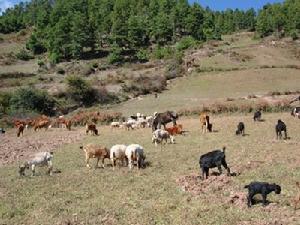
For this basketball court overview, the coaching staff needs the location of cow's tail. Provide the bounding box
[222,146,226,153]
[205,115,210,128]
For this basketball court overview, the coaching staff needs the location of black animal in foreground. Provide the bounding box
[152,111,178,131]
[244,182,281,207]
[275,119,287,140]
[236,122,245,135]
[199,147,230,180]
[253,110,262,121]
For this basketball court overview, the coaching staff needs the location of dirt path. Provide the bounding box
[0,127,86,166]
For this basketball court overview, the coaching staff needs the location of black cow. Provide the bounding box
[199,147,230,180]
[275,119,287,140]
[152,111,178,131]
[253,110,262,122]
[244,182,281,207]
[236,122,245,136]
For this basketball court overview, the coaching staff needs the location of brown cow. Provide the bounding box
[200,112,212,133]
[86,124,98,135]
[165,124,183,136]
[34,119,51,131]
[17,124,25,137]
[80,144,109,168]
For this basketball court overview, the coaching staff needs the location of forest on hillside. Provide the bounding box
[0,0,299,63]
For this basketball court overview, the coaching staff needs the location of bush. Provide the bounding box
[16,49,34,61]
[9,87,56,115]
[136,49,149,62]
[0,91,12,115]
[26,33,47,55]
[152,46,173,60]
[108,45,123,64]
[65,75,98,106]
[164,51,184,80]
[291,30,298,40]
[122,75,166,96]
[175,36,197,51]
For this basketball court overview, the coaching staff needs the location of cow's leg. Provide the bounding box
[47,160,53,176]
[86,155,91,168]
[222,160,230,175]
[284,130,287,139]
[101,157,105,168]
[31,164,36,176]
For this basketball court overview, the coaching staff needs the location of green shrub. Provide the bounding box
[9,87,56,115]
[136,49,149,62]
[65,75,98,106]
[108,45,123,64]
[49,52,61,64]
[152,46,174,60]
[175,36,197,51]
[291,30,298,40]
[0,91,12,115]
[16,49,34,61]
[26,33,47,55]
[37,59,45,67]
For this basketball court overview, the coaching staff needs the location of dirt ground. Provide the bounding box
[0,127,86,166]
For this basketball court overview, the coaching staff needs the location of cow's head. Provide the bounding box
[19,162,29,176]
[170,111,178,120]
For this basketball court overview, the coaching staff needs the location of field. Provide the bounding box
[1,32,300,224]
[0,113,300,225]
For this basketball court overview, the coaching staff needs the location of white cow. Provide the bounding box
[19,152,53,176]
[110,144,127,169]
[125,144,145,170]
[152,129,175,147]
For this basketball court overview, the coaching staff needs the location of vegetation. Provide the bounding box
[8,87,56,115]
[0,0,258,63]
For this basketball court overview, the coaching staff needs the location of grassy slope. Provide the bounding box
[0,113,300,225]
[1,32,300,225]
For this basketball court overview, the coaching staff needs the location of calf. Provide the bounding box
[110,144,127,170]
[19,152,53,176]
[152,129,175,147]
[86,124,98,135]
[253,110,262,122]
[17,124,25,137]
[110,122,121,128]
[275,119,287,140]
[200,113,212,133]
[125,144,145,170]
[80,144,109,168]
[291,107,300,119]
[199,147,230,180]
[165,124,183,136]
[236,122,245,136]
[244,182,281,207]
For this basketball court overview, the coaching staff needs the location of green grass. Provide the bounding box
[1,113,300,225]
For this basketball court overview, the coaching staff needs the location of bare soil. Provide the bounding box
[0,128,85,166]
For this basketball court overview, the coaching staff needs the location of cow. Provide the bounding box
[19,152,54,176]
[200,112,212,133]
[275,119,287,140]
[110,144,127,170]
[125,144,145,170]
[80,144,109,168]
[291,107,300,119]
[17,124,25,137]
[152,111,178,131]
[244,182,281,207]
[199,147,230,180]
[86,124,98,135]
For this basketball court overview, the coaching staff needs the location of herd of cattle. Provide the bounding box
[1,99,299,208]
